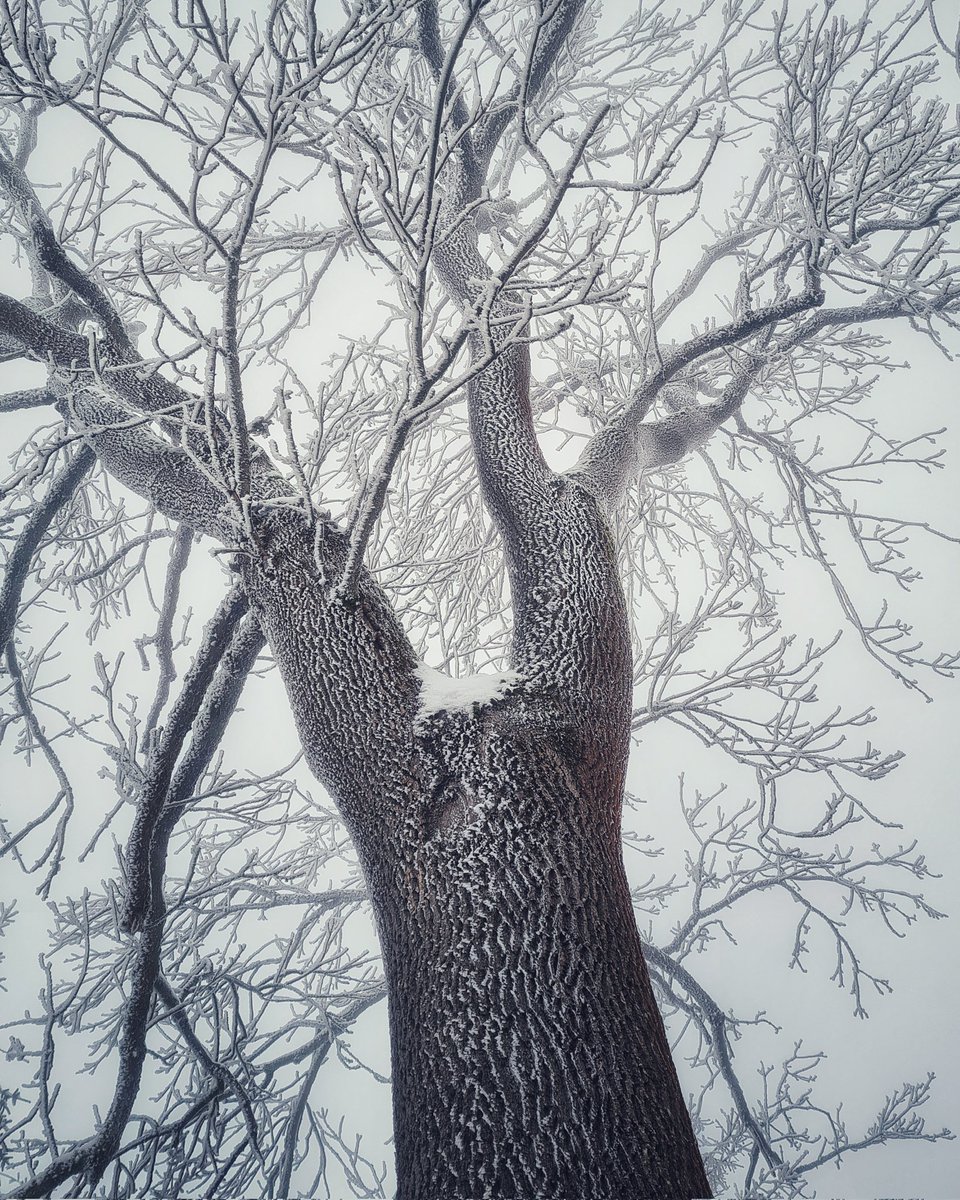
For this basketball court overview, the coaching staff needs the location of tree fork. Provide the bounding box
[239,491,711,1197]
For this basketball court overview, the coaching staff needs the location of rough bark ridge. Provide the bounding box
[6,3,960,1195]
[331,3,709,1188]
[224,314,708,1197]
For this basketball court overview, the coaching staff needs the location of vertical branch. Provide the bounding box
[121,586,251,933]
[0,446,95,650]
[221,255,252,508]
[8,596,265,1199]
[140,525,194,739]
[3,643,76,898]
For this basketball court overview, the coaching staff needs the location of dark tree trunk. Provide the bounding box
[380,750,711,1200]
[242,496,712,1200]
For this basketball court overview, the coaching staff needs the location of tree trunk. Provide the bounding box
[377,737,711,1200]
[243,497,711,1199]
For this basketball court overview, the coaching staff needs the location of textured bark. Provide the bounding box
[1,179,712,1200]
[346,14,710,1175]
[382,744,710,1200]
[380,490,708,1199]
[238,488,711,1199]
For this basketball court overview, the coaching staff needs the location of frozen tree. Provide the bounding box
[1,1,959,1197]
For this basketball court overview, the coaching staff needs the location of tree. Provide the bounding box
[1,0,959,1196]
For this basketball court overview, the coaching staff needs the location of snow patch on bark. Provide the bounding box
[415,664,522,717]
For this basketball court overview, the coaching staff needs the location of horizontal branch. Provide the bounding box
[571,279,960,508]
[0,386,56,412]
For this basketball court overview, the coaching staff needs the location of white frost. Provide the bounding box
[415,663,522,717]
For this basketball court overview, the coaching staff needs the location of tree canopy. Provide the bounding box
[1,1,959,1197]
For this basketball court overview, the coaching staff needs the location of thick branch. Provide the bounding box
[0,386,56,412]
[0,148,134,354]
[593,288,958,510]
[473,0,588,183]
[64,386,233,538]
[0,291,190,418]
[0,292,290,538]
[419,0,596,538]
[431,114,607,537]
[596,355,762,476]
[573,282,826,508]
[0,445,94,649]
[122,586,252,933]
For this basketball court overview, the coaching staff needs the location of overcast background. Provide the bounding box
[2,1,960,1197]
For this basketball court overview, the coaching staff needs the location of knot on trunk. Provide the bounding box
[414,680,571,840]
